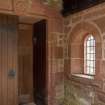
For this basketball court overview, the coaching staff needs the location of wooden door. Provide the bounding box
[33,20,47,105]
[0,14,18,105]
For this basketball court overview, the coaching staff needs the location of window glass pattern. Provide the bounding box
[84,35,95,75]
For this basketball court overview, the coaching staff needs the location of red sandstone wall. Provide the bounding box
[64,2,105,105]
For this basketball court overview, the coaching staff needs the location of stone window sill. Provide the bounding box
[72,74,94,80]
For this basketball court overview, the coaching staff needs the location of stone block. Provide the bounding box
[83,7,105,20]
[54,47,64,59]
[0,0,12,10]
[71,59,84,74]
[71,44,84,58]
[94,16,105,33]
[72,16,82,23]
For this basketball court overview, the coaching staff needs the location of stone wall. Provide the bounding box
[47,18,65,105]
[64,2,105,105]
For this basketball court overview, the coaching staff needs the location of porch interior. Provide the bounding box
[18,16,47,105]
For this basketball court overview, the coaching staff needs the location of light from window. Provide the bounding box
[84,35,95,75]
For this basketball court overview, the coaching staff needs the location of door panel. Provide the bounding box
[0,14,18,105]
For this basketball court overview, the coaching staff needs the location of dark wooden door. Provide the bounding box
[0,14,18,105]
[33,20,47,105]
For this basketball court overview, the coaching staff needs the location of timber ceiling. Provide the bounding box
[62,0,105,16]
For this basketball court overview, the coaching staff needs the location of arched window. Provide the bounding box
[84,35,95,75]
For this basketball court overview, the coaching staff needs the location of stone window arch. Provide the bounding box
[69,22,102,79]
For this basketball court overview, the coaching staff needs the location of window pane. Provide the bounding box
[94,62,95,68]
[87,61,90,66]
[87,54,90,60]
[87,47,90,53]
[90,40,94,46]
[90,61,94,67]
[88,37,91,40]
[90,47,94,53]
[87,41,90,46]
[90,35,94,39]
[90,67,94,74]
[91,54,94,60]
[93,41,95,46]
